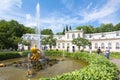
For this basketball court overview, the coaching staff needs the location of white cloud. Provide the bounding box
[1,0,120,33]
[0,0,24,23]
[0,0,22,12]
[61,0,74,11]
[86,2,92,9]
[79,0,120,24]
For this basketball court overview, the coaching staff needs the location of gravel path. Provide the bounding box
[110,58,120,80]
[110,58,120,70]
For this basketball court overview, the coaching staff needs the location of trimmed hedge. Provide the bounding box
[0,52,20,60]
[0,50,31,60]
[39,50,119,80]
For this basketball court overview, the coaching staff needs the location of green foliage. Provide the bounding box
[56,32,64,35]
[62,28,65,35]
[41,29,53,35]
[0,50,31,60]
[69,26,72,30]
[76,23,119,33]
[99,23,114,32]
[110,52,120,59]
[0,19,34,50]
[21,40,30,46]
[20,50,31,57]
[41,35,56,50]
[76,25,94,33]
[0,52,20,60]
[24,27,35,33]
[39,50,119,80]
[65,25,69,31]
[72,38,91,51]
[114,23,120,31]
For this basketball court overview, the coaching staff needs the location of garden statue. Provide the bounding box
[30,44,44,61]
[27,44,44,77]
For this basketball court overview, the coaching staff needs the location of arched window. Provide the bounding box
[116,32,119,36]
[72,34,75,39]
[58,43,60,48]
[116,43,120,49]
[78,33,80,37]
[62,43,65,48]
[108,42,112,49]
[101,43,105,49]
[67,34,69,39]
[95,43,98,49]
[89,35,92,38]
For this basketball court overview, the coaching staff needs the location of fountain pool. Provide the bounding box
[0,56,88,80]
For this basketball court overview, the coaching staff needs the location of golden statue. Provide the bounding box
[30,44,40,61]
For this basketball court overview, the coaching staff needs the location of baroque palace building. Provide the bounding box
[20,30,120,52]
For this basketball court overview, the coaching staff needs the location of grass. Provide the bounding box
[110,52,120,59]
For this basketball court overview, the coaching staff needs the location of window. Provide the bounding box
[89,45,92,49]
[67,34,69,39]
[67,43,69,48]
[59,36,62,39]
[53,46,56,48]
[116,43,120,49]
[116,32,120,36]
[89,35,92,38]
[27,35,31,40]
[72,34,75,39]
[62,43,65,48]
[101,43,105,49]
[67,43,69,46]
[58,43,60,48]
[102,33,105,37]
[108,42,112,49]
[95,43,98,49]
[78,33,80,37]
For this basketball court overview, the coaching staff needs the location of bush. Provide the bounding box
[38,50,119,80]
[0,52,20,60]
[20,50,31,57]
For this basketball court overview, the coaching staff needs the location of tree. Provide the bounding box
[76,25,94,33]
[114,23,120,31]
[72,38,91,51]
[56,32,64,35]
[66,25,69,31]
[94,27,100,33]
[41,35,56,50]
[99,23,113,32]
[41,29,53,35]
[62,27,65,35]
[69,26,72,30]
[0,19,34,50]
[24,27,35,33]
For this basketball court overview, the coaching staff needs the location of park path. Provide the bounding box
[110,58,120,80]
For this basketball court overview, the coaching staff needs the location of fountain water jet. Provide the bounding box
[35,3,40,49]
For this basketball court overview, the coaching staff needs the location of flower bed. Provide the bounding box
[39,50,119,80]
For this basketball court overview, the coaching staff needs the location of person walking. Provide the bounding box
[97,47,101,55]
[104,47,110,59]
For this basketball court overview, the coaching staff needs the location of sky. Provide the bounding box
[0,0,120,33]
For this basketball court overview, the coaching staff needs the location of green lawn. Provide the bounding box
[110,52,120,59]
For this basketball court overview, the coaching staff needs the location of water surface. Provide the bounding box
[0,56,88,80]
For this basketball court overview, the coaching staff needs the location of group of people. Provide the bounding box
[97,47,110,59]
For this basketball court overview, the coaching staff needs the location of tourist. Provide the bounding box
[97,47,101,55]
[104,47,110,59]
